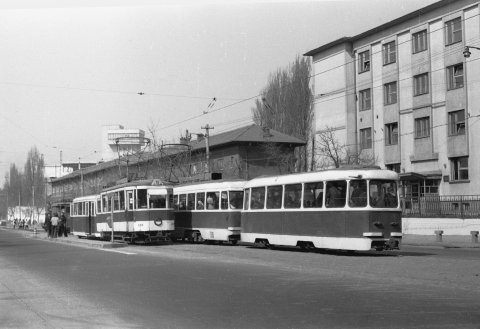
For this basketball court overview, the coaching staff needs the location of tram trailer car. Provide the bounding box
[71,195,100,238]
[173,180,245,244]
[95,179,175,243]
[241,168,402,251]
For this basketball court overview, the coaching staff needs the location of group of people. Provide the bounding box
[44,211,68,238]
[12,219,28,230]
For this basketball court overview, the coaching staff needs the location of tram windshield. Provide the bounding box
[149,194,167,209]
[369,180,398,208]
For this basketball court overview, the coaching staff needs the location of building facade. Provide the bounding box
[305,0,480,198]
[101,124,146,161]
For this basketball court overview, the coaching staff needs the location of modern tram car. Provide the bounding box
[241,168,402,251]
[172,180,245,244]
[71,195,100,238]
[94,179,175,243]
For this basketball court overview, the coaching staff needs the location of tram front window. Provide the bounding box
[369,180,398,208]
[150,194,166,209]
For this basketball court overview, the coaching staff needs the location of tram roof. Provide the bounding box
[244,168,399,187]
[101,178,173,193]
[174,179,247,192]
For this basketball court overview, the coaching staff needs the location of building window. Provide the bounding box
[359,89,371,111]
[412,30,428,53]
[413,73,429,96]
[385,122,398,145]
[358,50,370,73]
[451,157,469,181]
[414,117,430,139]
[360,128,372,150]
[448,110,466,136]
[386,163,401,173]
[384,81,397,105]
[447,64,464,90]
[383,41,396,65]
[445,17,462,46]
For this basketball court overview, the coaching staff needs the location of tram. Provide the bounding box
[71,195,100,238]
[241,168,402,251]
[173,180,245,244]
[95,179,175,243]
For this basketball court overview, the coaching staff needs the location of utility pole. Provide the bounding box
[201,124,214,175]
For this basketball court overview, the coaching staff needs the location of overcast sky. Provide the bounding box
[0,0,438,183]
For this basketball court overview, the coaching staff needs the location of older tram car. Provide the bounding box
[173,180,245,244]
[71,195,100,238]
[241,169,402,251]
[96,179,175,243]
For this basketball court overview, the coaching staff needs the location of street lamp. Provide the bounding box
[463,45,480,58]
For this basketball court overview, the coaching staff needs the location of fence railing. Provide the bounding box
[401,195,480,218]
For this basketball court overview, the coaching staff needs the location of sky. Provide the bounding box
[0,0,438,183]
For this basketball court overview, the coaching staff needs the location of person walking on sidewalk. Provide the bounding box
[45,212,52,238]
[59,210,68,237]
[51,213,59,238]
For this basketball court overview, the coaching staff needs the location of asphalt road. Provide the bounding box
[1,229,480,329]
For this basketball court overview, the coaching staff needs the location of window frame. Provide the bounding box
[384,81,398,105]
[382,41,396,65]
[358,50,370,73]
[451,157,469,181]
[445,17,462,46]
[359,88,371,111]
[448,109,466,136]
[414,116,430,139]
[447,64,464,90]
[413,73,429,96]
[385,122,399,146]
[412,30,428,53]
[360,128,372,150]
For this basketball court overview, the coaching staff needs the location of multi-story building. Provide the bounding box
[101,124,146,161]
[305,0,480,198]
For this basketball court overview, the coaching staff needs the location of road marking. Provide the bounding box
[99,248,137,255]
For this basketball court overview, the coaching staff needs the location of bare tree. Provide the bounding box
[252,55,313,172]
[316,127,376,169]
[24,146,45,225]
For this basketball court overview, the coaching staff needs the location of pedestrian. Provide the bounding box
[51,213,59,238]
[44,212,52,238]
[60,210,68,237]
[13,218,17,229]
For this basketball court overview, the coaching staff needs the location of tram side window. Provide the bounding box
[137,189,148,209]
[304,182,323,208]
[97,200,101,214]
[349,180,367,207]
[84,202,89,216]
[326,180,347,208]
[266,186,282,209]
[119,191,125,210]
[370,180,398,208]
[250,187,265,210]
[196,192,205,210]
[229,191,244,209]
[284,184,302,209]
[243,189,250,210]
[102,195,109,212]
[187,193,195,210]
[221,191,229,210]
[113,192,120,211]
[168,194,173,209]
[173,195,179,210]
[150,194,167,209]
[178,194,187,210]
[206,191,219,210]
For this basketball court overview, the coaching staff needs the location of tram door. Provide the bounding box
[88,201,95,235]
[126,190,135,231]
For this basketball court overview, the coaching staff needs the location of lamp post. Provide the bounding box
[463,45,480,58]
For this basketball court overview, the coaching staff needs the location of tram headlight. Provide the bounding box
[154,218,163,226]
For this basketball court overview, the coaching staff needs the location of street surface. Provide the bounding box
[1,228,480,329]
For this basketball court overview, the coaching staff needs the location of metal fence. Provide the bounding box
[401,195,480,218]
